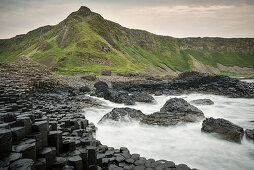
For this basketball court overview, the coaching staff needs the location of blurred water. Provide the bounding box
[83,93,254,170]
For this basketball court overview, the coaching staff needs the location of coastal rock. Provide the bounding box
[79,86,91,93]
[131,92,155,103]
[10,159,34,170]
[190,99,214,105]
[99,108,145,123]
[160,98,204,121]
[0,129,12,159]
[201,118,244,143]
[103,89,135,105]
[94,81,109,96]
[245,129,254,140]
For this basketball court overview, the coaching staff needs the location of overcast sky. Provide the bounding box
[0,0,254,39]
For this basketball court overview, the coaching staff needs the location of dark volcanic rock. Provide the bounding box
[190,99,214,105]
[0,128,12,159]
[201,118,244,143]
[112,71,254,98]
[131,92,155,103]
[10,159,34,170]
[79,86,91,93]
[245,129,254,140]
[103,89,135,105]
[99,108,145,124]
[160,98,204,120]
[141,112,186,126]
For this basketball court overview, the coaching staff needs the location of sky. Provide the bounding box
[0,0,254,39]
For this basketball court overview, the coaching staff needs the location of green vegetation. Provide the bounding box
[0,6,254,76]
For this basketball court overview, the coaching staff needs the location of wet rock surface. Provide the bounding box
[245,129,254,140]
[189,99,214,105]
[112,71,254,98]
[131,92,155,103]
[99,108,145,124]
[99,98,205,126]
[201,118,244,143]
[0,61,195,170]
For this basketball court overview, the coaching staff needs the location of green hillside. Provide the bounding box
[0,6,254,76]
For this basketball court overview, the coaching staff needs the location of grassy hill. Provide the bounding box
[0,6,254,76]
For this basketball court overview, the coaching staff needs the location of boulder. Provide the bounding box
[81,73,96,81]
[103,89,135,105]
[190,99,214,105]
[101,70,111,76]
[131,92,155,103]
[245,129,254,140]
[99,108,145,123]
[94,81,109,96]
[159,98,204,122]
[201,118,244,143]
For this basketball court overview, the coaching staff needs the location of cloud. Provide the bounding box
[0,0,254,38]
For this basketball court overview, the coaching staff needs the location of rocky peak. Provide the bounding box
[76,6,92,17]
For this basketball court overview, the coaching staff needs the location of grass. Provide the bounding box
[0,6,254,77]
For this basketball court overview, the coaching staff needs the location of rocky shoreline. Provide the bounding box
[1,58,254,170]
[0,59,196,170]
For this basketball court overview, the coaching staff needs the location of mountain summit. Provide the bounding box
[0,6,254,76]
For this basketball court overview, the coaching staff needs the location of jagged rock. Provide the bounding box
[201,118,244,143]
[94,81,109,96]
[10,159,34,170]
[0,128,12,159]
[99,108,145,123]
[160,98,204,121]
[131,92,155,103]
[245,129,254,140]
[141,98,204,126]
[190,99,214,105]
[103,89,135,105]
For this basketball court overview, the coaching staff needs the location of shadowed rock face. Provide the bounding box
[112,71,254,98]
[160,98,204,118]
[201,118,244,143]
[99,98,205,126]
[98,108,145,124]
